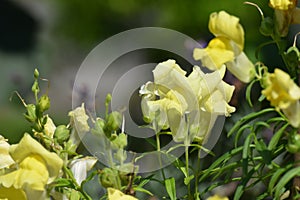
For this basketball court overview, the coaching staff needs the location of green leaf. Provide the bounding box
[268,123,289,151]
[199,146,244,182]
[228,108,276,137]
[255,139,272,165]
[269,166,291,194]
[184,175,194,185]
[174,159,188,178]
[165,177,177,200]
[275,167,300,198]
[134,186,153,196]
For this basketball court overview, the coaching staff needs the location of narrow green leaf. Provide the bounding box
[165,178,177,200]
[234,124,252,147]
[134,186,153,196]
[268,123,289,150]
[228,108,276,137]
[234,168,255,200]
[242,133,253,175]
[246,79,258,107]
[174,159,188,177]
[275,167,300,197]
[199,146,244,182]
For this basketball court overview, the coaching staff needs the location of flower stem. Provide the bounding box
[156,133,166,181]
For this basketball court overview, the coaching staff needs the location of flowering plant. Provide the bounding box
[1,0,300,199]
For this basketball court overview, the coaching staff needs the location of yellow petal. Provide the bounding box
[209,11,244,51]
[282,100,300,128]
[0,155,49,191]
[43,115,56,138]
[269,0,297,10]
[9,133,63,183]
[207,194,229,200]
[193,38,234,71]
[226,52,255,83]
[0,187,27,200]
[107,188,138,200]
[0,136,14,169]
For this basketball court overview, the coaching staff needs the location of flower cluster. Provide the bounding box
[140,59,235,143]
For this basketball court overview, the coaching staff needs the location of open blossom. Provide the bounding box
[107,188,138,200]
[0,135,14,169]
[262,68,300,127]
[0,133,63,200]
[193,11,255,83]
[140,59,235,142]
[269,0,300,36]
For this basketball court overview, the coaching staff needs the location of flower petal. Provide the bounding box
[208,11,244,51]
[193,37,234,71]
[9,133,63,183]
[226,52,255,83]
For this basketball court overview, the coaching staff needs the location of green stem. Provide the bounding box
[194,149,201,200]
[156,133,166,181]
[185,143,192,199]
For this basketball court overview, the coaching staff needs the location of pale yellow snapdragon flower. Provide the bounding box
[193,11,255,83]
[107,188,138,200]
[0,136,14,170]
[0,133,63,200]
[262,68,300,127]
[269,0,300,36]
[140,59,235,142]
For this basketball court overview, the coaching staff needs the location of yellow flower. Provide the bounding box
[262,68,300,127]
[208,11,244,51]
[207,194,229,200]
[107,188,138,200]
[269,0,300,36]
[140,59,235,142]
[193,11,255,83]
[0,133,63,200]
[269,0,297,10]
[0,187,27,200]
[0,136,14,170]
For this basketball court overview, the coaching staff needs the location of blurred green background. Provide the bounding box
[1,0,300,199]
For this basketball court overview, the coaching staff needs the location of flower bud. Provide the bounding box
[37,95,51,113]
[286,132,300,153]
[99,168,120,188]
[54,125,70,144]
[104,112,122,134]
[24,104,37,123]
[33,69,39,79]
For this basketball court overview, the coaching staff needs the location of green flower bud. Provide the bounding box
[286,132,300,153]
[37,95,51,113]
[259,17,274,36]
[24,104,37,123]
[54,125,70,144]
[34,69,39,79]
[31,81,40,94]
[112,133,127,149]
[99,168,120,188]
[104,112,122,135]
